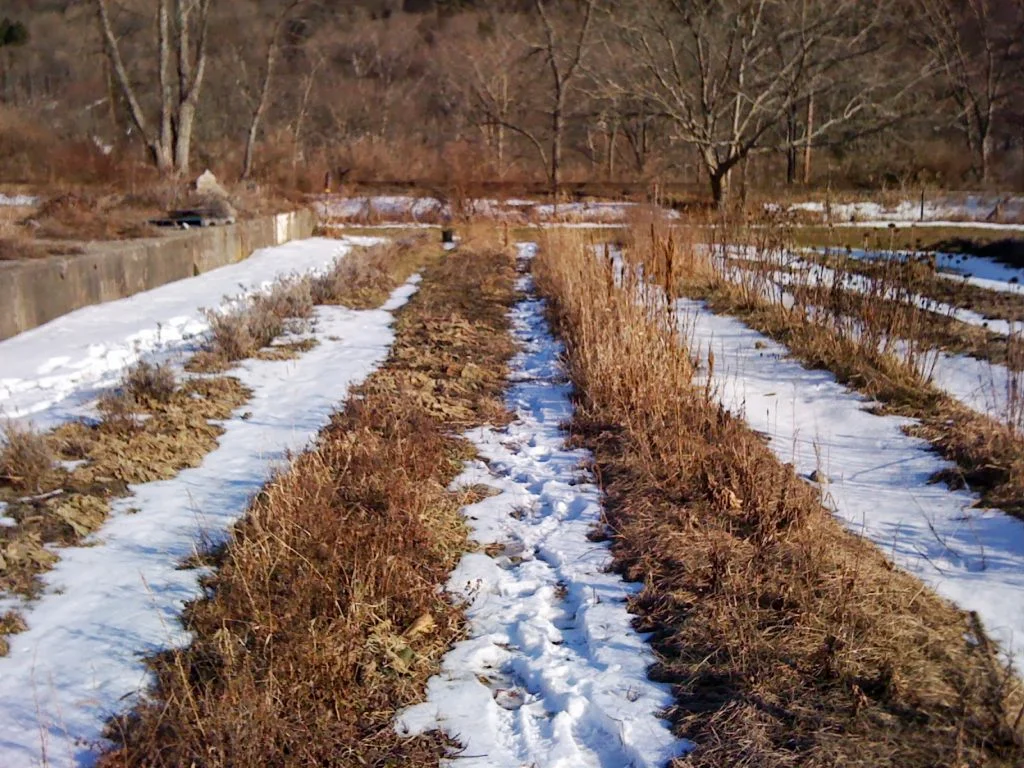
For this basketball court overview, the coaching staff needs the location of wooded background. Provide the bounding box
[1,0,1022,202]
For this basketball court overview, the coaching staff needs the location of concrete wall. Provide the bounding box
[0,209,316,341]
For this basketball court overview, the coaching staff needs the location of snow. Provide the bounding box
[715,245,1024,426]
[677,297,1024,665]
[779,194,1024,225]
[397,244,688,768]
[316,195,667,225]
[0,236,383,429]
[0,193,37,207]
[826,247,1024,287]
[0,277,420,767]
[926,348,1022,425]
[746,254,1017,335]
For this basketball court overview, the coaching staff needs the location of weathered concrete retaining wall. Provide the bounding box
[0,209,316,341]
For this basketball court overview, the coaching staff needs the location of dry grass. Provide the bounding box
[535,228,1024,767]
[783,276,1018,369]
[100,239,518,767]
[190,236,432,373]
[29,191,159,241]
[190,277,314,371]
[813,250,1024,324]
[123,361,177,405]
[311,233,436,309]
[0,368,250,603]
[639,215,1024,518]
[0,421,55,493]
[788,224,1024,269]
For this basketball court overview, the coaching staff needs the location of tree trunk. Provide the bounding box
[175,102,195,176]
[241,34,279,180]
[551,103,562,198]
[803,92,815,185]
[241,120,260,181]
[606,122,618,180]
[150,142,174,174]
[786,104,797,185]
[710,168,729,206]
[982,133,994,186]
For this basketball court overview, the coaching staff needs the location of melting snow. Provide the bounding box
[0,239,417,766]
[397,244,688,767]
[679,298,1024,665]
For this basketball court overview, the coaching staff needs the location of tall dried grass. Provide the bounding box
[640,213,1024,516]
[100,241,518,766]
[312,234,433,309]
[535,228,1024,767]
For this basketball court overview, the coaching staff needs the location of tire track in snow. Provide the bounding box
[397,244,688,768]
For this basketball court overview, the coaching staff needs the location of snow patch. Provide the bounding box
[0,278,420,767]
[678,298,1024,665]
[0,193,37,207]
[0,236,384,430]
[397,244,687,768]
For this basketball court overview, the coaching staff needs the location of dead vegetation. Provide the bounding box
[783,276,1020,369]
[0,421,55,493]
[535,228,1024,767]
[188,236,431,372]
[0,369,251,604]
[188,277,315,372]
[812,249,1024,324]
[311,233,436,309]
[636,215,1024,519]
[28,191,160,241]
[0,233,438,620]
[100,237,518,767]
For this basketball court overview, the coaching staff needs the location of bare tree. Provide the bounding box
[240,0,310,180]
[610,0,903,205]
[437,21,533,179]
[530,0,598,195]
[95,0,212,176]
[911,0,1024,185]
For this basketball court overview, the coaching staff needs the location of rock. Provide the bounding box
[193,194,237,222]
[193,169,229,199]
[808,469,830,485]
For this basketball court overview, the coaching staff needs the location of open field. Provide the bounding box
[7,0,1024,760]
[1,209,1023,767]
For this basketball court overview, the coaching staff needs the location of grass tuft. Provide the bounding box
[0,421,54,493]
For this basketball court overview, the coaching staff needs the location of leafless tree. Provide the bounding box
[529,0,598,195]
[95,0,213,176]
[240,0,310,180]
[437,20,533,179]
[910,0,1024,185]
[609,0,904,205]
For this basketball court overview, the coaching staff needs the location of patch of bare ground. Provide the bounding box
[535,229,1024,767]
[98,234,518,766]
[633,217,1024,520]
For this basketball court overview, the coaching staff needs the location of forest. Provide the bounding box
[0,0,1022,203]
